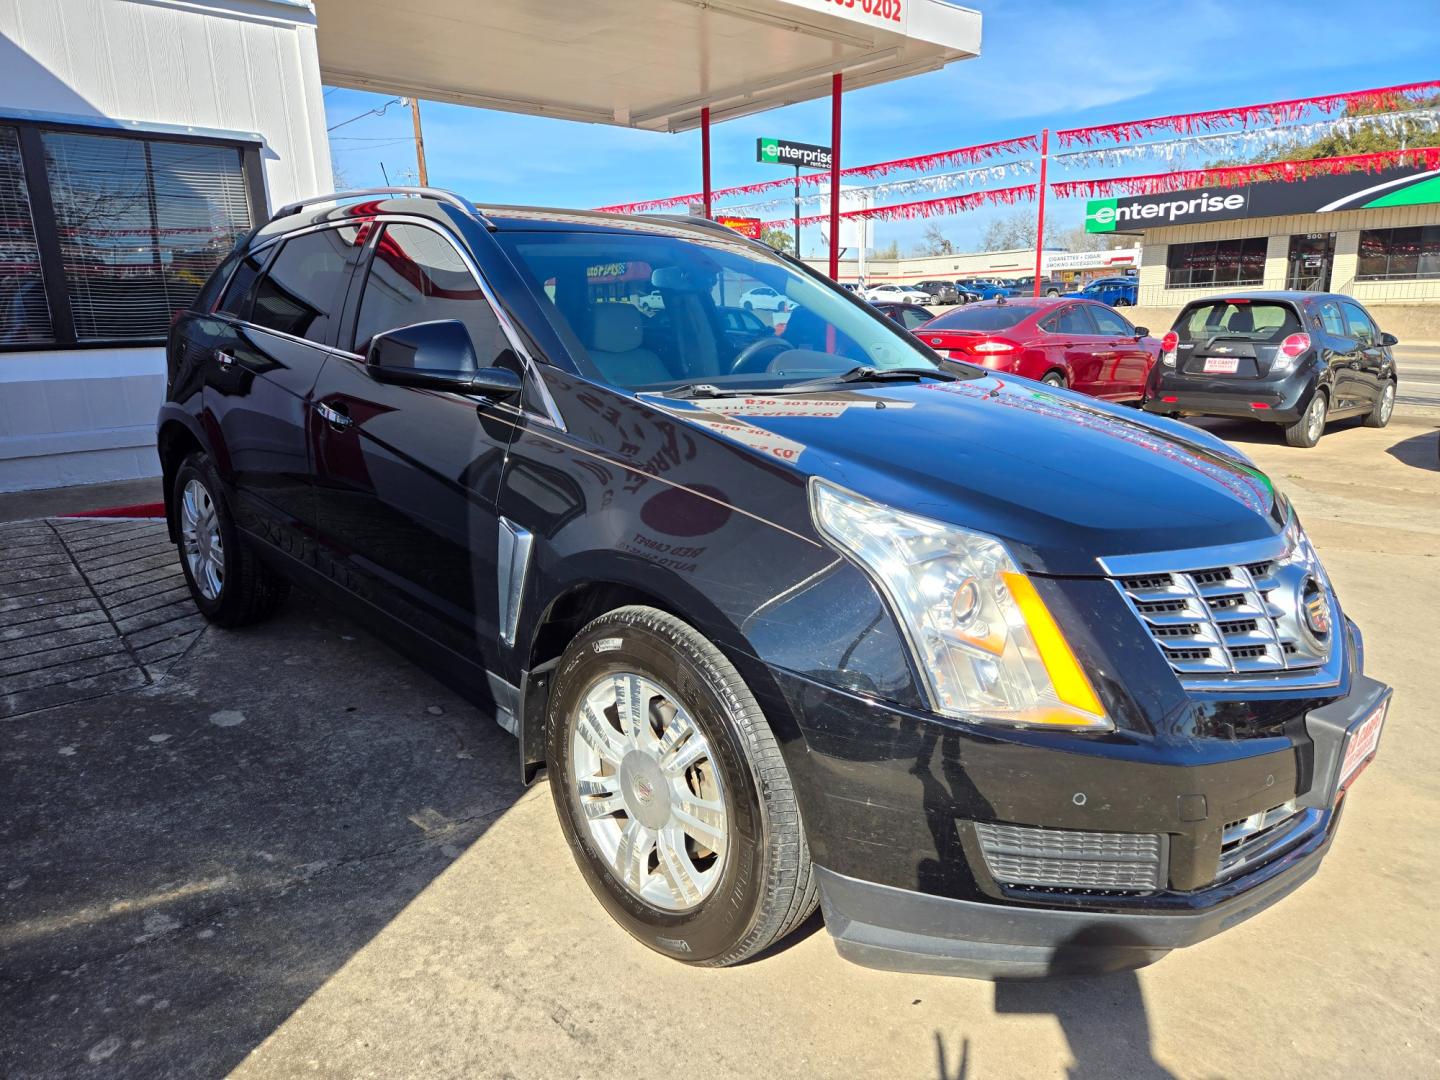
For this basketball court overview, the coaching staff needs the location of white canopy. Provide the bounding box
[313,0,982,132]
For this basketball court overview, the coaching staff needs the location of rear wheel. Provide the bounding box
[1115,298,1132,307]
[1364,380,1396,428]
[1284,389,1327,448]
[1041,371,1067,389]
[173,453,289,626]
[545,606,816,967]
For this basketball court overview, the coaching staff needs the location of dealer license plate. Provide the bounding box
[1203,357,1240,374]
[1338,697,1389,792]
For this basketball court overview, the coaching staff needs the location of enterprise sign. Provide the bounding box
[1085,166,1440,233]
[757,137,832,170]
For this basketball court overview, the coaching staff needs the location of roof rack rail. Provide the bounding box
[271,187,493,228]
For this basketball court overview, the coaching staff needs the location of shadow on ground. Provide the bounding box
[1384,426,1440,471]
[1,587,526,1078]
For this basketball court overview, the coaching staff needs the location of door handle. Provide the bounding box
[315,402,352,430]
[214,349,235,367]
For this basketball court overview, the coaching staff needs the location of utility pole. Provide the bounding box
[406,97,429,186]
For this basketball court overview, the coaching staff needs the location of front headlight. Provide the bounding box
[811,480,1110,731]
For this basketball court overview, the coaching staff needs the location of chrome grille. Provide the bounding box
[974,822,1164,891]
[1217,801,1323,882]
[1105,527,1342,691]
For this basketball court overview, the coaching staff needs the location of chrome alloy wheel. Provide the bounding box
[1379,382,1395,424]
[1306,393,1327,442]
[570,672,728,912]
[180,478,224,601]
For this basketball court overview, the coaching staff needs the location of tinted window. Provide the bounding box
[1317,301,1346,337]
[925,305,1031,331]
[354,223,508,362]
[217,249,267,318]
[1177,301,1301,342]
[1357,226,1440,280]
[1165,238,1268,288]
[250,227,363,343]
[1089,306,1134,336]
[1341,302,1377,345]
[1053,306,1095,335]
[896,307,933,329]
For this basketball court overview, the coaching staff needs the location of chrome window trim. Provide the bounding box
[241,216,567,430]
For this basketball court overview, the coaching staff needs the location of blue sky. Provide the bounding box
[322,0,1440,255]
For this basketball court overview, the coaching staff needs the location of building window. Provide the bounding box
[0,120,258,350]
[1165,237,1268,289]
[1356,226,1440,281]
[0,127,53,345]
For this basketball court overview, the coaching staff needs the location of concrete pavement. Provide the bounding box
[1,416,1437,1079]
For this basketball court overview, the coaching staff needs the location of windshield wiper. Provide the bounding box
[658,383,742,400]
[780,365,962,391]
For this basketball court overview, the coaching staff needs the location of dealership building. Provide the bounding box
[1088,166,1440,309]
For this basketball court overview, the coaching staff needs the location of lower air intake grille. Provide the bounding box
[1217,801,1322,882]
[973,822,1164,891]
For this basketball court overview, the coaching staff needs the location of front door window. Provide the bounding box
[1286,233,1335,291]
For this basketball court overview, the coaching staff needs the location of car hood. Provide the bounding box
[650,375,1283,575]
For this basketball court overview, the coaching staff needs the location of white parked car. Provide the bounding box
[864,283,932,305]
[739,285,790,312]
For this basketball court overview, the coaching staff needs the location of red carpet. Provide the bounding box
[62,503,166,519]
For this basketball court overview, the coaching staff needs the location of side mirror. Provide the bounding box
[366,319,520,400]
[1133,326,1150,337]
[1380,331,1399,347]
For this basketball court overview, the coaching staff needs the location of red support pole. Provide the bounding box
[1033,128,1049,297]
[701,107,712,219]
[828,72,842,281]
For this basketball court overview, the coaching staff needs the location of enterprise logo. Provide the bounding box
[1086,192,1246,232]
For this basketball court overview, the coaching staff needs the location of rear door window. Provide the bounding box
[1317,301,1346,337]
[1051,305,1096,335]
[250,227,364,344]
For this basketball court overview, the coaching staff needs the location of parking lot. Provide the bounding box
[2,413,1438,1080]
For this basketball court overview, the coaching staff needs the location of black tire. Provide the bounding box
[743,301,753,311]
[1041,371,1067,389]
[1046,289,1060,297]
[1115,298,1132,307]
[1364,380,1396,428]
[172,452,289,627]
[545,605,816,967]
[1284,388,1327,448]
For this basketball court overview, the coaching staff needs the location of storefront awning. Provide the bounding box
[313,0,981,133]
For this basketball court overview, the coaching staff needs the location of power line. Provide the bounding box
[327,98,402,132]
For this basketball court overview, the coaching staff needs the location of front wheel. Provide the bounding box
[1115,297,1132,307]
[1284,389,1327,448]
[545,606,816,967]
[1364,380,1396,428]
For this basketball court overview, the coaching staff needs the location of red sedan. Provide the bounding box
[916,298,1159,402]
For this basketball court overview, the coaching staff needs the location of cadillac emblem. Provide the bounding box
[1303,582,1331,637]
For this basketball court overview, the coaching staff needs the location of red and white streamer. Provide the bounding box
[594,135,1038,213]
[1055,80,1440,147]
[1049,148,1440,199]
[761,184,1036,230]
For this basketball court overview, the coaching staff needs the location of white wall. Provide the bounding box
[0,0,333,492]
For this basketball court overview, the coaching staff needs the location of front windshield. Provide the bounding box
[494,226,943,393]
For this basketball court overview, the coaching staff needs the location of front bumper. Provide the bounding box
[1144,363,1317,422]
[763,661,1390,978]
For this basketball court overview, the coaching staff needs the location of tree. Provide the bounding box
[981,211,1129,253]
[917,221,954,256]
[759,226,794,253]
[873,239,901,260]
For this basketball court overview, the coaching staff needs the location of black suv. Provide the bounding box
[1145,292,1398,447]
[915,280,960,304]
[159,189,1390,977]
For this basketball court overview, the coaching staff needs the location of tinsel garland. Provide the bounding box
[1055,80,1440,147]
[760,184,1036,230]
[1049,148,1440,199]
[720,160,1035,216]
[1053,108,1440,169]
[594,135,1038,213]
